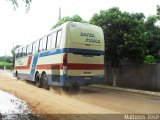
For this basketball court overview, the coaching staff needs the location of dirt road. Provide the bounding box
[0,70,160,120]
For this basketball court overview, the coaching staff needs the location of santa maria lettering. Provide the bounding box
[80,32,100,44]
[80,32,95,37]
[86,38,100,43]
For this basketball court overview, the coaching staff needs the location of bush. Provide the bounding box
[0,61,13,69]
[143,55,156,64]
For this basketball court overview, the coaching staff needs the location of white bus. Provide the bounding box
[13,21,105,90]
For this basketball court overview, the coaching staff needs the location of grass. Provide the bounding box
[0,61,12,66]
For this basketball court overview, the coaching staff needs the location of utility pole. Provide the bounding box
[13,42,14,51]
[59,7,61,20]
[13,42,15,69]
[4,50,6,70]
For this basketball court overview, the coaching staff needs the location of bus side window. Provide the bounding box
[27,44,32,55]
[19,49,22,58]
[42,37,47,51]
[22,47,27,57]
[47,34,52,50]
[51,32,56,49]
[17,50,19,58]
[56,30,62,48]
[47,32,56,50]
[39,39,43,52]
[39,37,47,52]
[32,40,39,54]
[15,50,18,58]
[32,42,36,54]
[21,48,23,57]
[36,40,39,53]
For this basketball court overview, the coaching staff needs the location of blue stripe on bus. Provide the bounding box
[40,48,66,57]
[40,48,105,57]
[30,54,39,75]
[68,48,105,55]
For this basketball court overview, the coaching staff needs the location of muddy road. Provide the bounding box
[0,70,160,120]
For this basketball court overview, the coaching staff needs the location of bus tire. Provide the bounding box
[35,73,42,88]
[41,73,49,90]
[72,85,80,91]
[62,86,70,92]
[15,71,19,79]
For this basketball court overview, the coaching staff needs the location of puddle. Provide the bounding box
[0,90,37,120]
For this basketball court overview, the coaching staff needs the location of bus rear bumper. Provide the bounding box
[63,75,105,87]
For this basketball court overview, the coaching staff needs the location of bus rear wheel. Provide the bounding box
[15,71,19,79]
[41,73,49,90]
[35,73,42,88]
[63,85,80,92]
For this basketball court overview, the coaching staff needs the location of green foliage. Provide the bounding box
[9,0,31,11]
[52,14,85,29]
[11,45,21,68]
[144,16,160,59]
[157,5,160,16]
[0,62,12,66]
[0,55,13,69]
[0,56,12,63]
[90,7,147,66]
[143,55,156,64]
[0,61,13,69]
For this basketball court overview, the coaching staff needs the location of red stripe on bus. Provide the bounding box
[36,63,104,70]
[36,64,63,69]
[67,63,104,70]
[15,56,32,69]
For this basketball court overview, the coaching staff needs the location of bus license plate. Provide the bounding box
[85,77,91,79]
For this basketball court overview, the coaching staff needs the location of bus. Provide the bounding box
[13,21,105,90]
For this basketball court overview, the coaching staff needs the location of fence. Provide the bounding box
[106,64,160,91]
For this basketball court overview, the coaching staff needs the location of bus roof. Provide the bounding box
[15,21,102,51]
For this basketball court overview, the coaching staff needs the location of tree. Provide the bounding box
[145,16,160,58]
[11,45,21,68]
[52,14,85,29]
[157,5,160,16]
[90,7,147,86]
[143,5,160,63]
[0,56,12,63]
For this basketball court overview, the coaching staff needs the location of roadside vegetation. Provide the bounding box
[0,56,13,69]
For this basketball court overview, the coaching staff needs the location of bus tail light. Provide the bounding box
[63,53,67,66]
[63,53,67,74]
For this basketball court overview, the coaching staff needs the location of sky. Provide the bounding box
[0,0,159,56]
